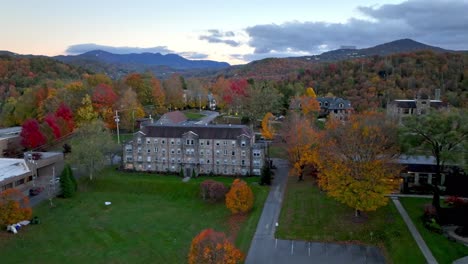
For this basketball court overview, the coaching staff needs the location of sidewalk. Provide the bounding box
[391,197,438,264]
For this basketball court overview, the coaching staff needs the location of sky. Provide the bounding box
[1,0,468,65]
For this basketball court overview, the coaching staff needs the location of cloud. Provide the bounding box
[244,0,468,56]
[199,30,241,47]
[66,43,173,55]
[179,51,209,59]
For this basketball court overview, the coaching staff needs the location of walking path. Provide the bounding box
[245,159,385,264]
[391,197,438,264]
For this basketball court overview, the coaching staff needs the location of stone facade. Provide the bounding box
[123,124,265,176]
[386,96,447,123]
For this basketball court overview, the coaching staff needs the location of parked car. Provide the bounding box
[29,187,44,196]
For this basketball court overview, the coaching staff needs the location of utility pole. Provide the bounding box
[114,110,120,144]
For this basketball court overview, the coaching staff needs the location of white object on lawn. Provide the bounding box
[19,220,30,226]
[104,202,111,206]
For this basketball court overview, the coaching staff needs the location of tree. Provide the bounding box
[0,189,32,227]
[68,120,117,180]
[55,103,75,135]
[60,164,76,198]
[188,228,244,264]
[261,112,275,140]
[400,109,468,208]
[44,114,61,139]
[225,179,254,214]
[243,81,283,121]
[118,88,145,131]
[75,95,98,126]
[260,165,272,185]
[20,119,47,149]
[92,83,118,128]
[283,113,322,181]
[317,112,401,216]
[200,180,228,202]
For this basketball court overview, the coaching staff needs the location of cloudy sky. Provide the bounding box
[1,0,467,64]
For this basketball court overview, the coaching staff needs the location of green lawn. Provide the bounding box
[400,197,468,264]
[0,168,268,263]
[276,176,425,264]
[268,144,288,159]
[184,111,205,120]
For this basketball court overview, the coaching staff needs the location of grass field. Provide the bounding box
[268,144,288,159]
[400,197,468,264]
[183,111,205,120]
[276,176,426,264]
[0,168,268,263]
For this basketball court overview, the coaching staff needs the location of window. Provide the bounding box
[177,139,181,145]
[186,139,190,145]
[137,138,142,144]
[147,156,151,162]
[178,159,181,163]
[207,140,210,145]
[253,160,261,166]
[177,149,181,154]
[216,141,220,146]
[154,139,158,144]
[231,141,236,146]
[127,156,133,162]
[15,178,25,186]
[241,151,246,157]
[207,159,210,164]
[200,150,204,155]
[216,150,220,155]
[224,149,228,156]
[241,141,246,147]
[241,160,245,166]
[216,160,220,165]
[147,149,151,153]
[162,149,166,155]
[253,151,261,157]
[200,141,204,146]
[137,147,142,153]
[232,151,235,156]
[199,159,204,164]
[147,164,152,170]
[138,156,143,162]
[339,103,344,108]
[171,149,175,154]
[126,146,132,152]
[154,147,158,152]
[146,139,151,144]
[171,158,175,164]
[171,140,175,145]
[162,158,166,163]
[224,159,228,164]
[232,160,236,165]
[161,140,165,144]
[223,141,227,145]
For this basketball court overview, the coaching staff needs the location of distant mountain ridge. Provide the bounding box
[55,50,229,70]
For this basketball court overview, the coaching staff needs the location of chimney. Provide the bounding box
[435,89,441,101]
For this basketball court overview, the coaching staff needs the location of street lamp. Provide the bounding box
[114,110,120,144]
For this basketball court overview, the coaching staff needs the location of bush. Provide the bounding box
[444,196,468,208]
[0,189,32,227]
[200,180,227,202]
[225,179,254,214]
[60,164,76,198]
[188,228,244,264]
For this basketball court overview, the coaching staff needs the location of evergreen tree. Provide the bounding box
[60,165,75,198]
[260,164,272,185]
[63,164,78,191]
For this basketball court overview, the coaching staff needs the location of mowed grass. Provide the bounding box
[276,176,425,264]
[268,144,288,160]
[0,168,268,263]
[400,197,468,264]
[184,111,205,120]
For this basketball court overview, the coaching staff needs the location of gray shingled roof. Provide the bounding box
[141,124,253,139]
[391,100,447,109]
[317,97,352,110]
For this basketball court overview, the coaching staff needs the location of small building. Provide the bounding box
[0,127,21,158]
[0,152,64,195]
[123,123,266,176]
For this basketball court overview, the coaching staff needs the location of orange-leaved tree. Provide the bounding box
[188,228,244,264]
[317,112,401,216]
[225,179,254,215]
[283,113,322,181]
[0,189,32,227]
[261,112,275,140]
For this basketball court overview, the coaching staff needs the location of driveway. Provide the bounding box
[245,159,386,264]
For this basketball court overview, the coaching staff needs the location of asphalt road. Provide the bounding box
[245,159,386,264]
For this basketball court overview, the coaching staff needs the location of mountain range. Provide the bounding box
[1,39,463,79]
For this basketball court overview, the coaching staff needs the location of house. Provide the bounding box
[123,123,266,176]
[386,91,447,123]
[0,152,64,195]
[289,96,353,120]
[316,97,353,120]
[157,111,188,125]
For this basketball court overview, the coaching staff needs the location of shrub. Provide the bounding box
[444,196,468,208]
[188,228,244,264]
[200,180,227,202]
[0,189,32,227]
[225,179,254,214]
[60,164,76,198]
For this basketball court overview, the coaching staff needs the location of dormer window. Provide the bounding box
[339,103,344,108]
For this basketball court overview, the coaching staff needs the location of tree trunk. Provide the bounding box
[355,209,361,217]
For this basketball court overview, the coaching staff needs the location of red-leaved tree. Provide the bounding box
[20,119,46,149]
[55,103,75,135]
[188,228,244,264]
[44,114,61,139]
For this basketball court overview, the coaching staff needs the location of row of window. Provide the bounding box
[1,176,33,191]
[135,164,251,175]
[128,156,255,166]
[136,138,248,147]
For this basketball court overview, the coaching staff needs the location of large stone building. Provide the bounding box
[123,124,266,176]
[387,91,447,123]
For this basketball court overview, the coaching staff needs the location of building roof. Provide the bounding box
[317,97,353,110]
[390,99,447,109]
[157,111,188,125]
[0,127,21,139]
[141,124,253,139]
[0,158,30,182]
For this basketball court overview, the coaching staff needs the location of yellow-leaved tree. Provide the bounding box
[317,112,401,216]
[261,112,275,140]
[188,228,244,264]
[225,179,254,215]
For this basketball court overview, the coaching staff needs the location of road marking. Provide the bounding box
[275,239,278,248]
[291,241,294,255]
[265,223,269,229]
[308,242,311,256]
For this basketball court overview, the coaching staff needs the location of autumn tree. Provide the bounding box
[68,120,117,180]
[163,74,184,110]
[55,103,75,135]
[92,83,118,128]
[211,76,231,109]
[20,119,47,149]
[188,228,244,264]
[317,112,401,216]
[225,179,254,214]
[200,180,228,203]
[118,88,145,131]
[400,108,468,208]
[75,94,98,126]
[261,112,275,140]
[0,189,32,227]
[244,81,283,121]
[283,113,322,181]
